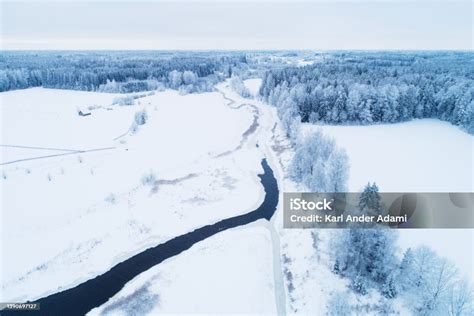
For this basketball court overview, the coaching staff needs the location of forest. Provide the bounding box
[259,52,474,134]
[0,51,248,93]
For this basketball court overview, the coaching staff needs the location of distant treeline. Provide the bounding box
[0,51,248,93]
[259,52,474,133]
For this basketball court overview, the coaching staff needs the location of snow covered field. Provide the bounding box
[0,85,267,302]
[303,119,473,192]
[1,88,124,151]
[243,78,262,97]
[88,221,277,315]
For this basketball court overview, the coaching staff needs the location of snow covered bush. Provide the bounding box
[141,171,157,187]
[105,193,116,204]
[114,92,153,106]
[130,109,148,133]
[113,95,135,106]
[100,79,163,93]
[134,110,148,126]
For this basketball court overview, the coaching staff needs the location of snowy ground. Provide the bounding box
[87,221,277,315]
[243,78,262,97]
[0,85,267,302]
[303,119,473,192]
[1,88,124,151]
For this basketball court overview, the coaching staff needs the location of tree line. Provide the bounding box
[0,51,248,93]
[259,52,474,134]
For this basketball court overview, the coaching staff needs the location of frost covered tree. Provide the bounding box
[331,88,348,122]
[168,70,183,89]
[346,86,362,121]
[396,248,416,292]
[448,280,473,316]
[327,148,349,192]
[329,225,472,314]
[398,85,418,120]
[259,52,474,134]
[0,51,247,93]
[229,76,251,98]
[358,182,382,214]
[381,274,398,299]
[350,273,368,295]
[332,260,341,275]
[330,228,399,291]
[278,98,301,142]
[326,291,352,315]
[289,129,349,192]
[401,246,461,315]
[182,70,197,85]
[99,79,121,93]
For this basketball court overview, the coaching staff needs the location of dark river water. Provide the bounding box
[9,159,279,316]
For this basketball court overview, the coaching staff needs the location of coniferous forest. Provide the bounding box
[0,51,247,93]
[259,52,474,134]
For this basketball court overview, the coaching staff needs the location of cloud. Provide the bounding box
[1,1,472,50]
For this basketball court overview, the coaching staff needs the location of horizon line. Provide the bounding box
[1,48,472,52]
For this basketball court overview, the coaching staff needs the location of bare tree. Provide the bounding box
[407,247,460,315]
[448,280,473,316]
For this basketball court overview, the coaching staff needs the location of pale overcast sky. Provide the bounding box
[0,0,472,50]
